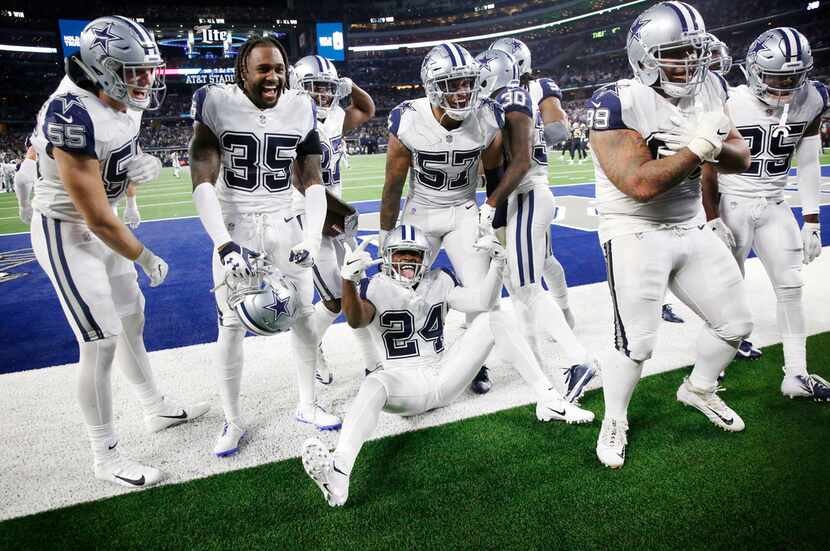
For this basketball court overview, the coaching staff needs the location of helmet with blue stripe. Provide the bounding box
[746,28,813,106]
[73,15,166,111]
[709,35,732,75]
[293,55,340,120]
[476,49,520,99]
[421,43,481,121]
[382,224,432,287]
[490,37,531,76]
[226,259,298,336]
[626,1,714,98]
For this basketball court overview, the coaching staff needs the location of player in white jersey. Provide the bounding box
[170,151,181,178]
[300,223,594,506]
[289,55,380,383]
[379,43,506,395]
[587,2,757,468]
[477,48,598,399]
[190,36,340,458]
[14,142,37,224]
[29,16,208,489]
[702,28,830,401]
[492,37,576,330]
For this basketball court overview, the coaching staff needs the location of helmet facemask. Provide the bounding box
[301,77,339,121]
[382,246,429,288]
[748,65,811,106]
[426,72,480,121]
[709,39,732,75]
[645,36,713,98]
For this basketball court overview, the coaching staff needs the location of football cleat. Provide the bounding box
[302,438,349,507]
[563,361,597,403]
[94,451,163,489]
[781,373,830,402]
[661,304,684,323]
[596,417,628,469]
[536,396,595,424]
[144,397,210,433]
[315,344,333,385]
[365,361,384,377]
[735,340,762,361]
[471,366,491,395]
[295,403,342,431]
[676,377,745,432]
[213,421,246,457]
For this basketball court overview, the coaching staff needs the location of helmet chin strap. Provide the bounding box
[772,102,791,138]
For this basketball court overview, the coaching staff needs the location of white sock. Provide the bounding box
[776,289,808,376]
[489,309,557,399]
[689,327,738,390]
[601,350,642,423]
[309,301,339,343]
[354,325,382,372]
[290,315,318,407]
[515,284,587,365]
[217,325,246,424]
[88,422,118,464]
[333,376,387,473]
[543,254,569,311]
[78,338,118,461]
[115,312,164,413]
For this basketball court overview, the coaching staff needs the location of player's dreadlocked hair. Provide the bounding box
[234,36,290,88]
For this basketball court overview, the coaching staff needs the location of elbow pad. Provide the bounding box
[544,121,569,145]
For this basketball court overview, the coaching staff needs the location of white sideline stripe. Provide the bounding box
[1,254,829,520]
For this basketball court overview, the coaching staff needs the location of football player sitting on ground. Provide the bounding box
[301,224,594,507]
[702,28,830,400]
[29,16,208,489]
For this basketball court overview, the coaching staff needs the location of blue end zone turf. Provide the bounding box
[2,178,829,373]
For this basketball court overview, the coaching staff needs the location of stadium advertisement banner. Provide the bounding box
[159,67,235,85]
[316,22,345,61]
[58,19,90,58]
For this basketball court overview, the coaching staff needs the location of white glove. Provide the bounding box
[126,153,162,185]
[123,197,141,229]
[338,77,353,98]
[801,222,822,264]
[654,112,731,162]
[19,206,32,225]
[218,241,259,282]
[289,238,320,268]
[341,239,380,283]
[473,234,507,263]
[136,246,168,287]
[706,217,736,250]
[478,203,496,238]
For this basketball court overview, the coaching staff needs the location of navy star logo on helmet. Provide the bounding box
[477,53,498,71]
[749,39,769,56]
[89,23,122,56]
[629,17,650,41]
[264,291,291,321]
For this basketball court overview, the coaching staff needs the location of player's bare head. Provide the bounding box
[382,224,431,287]
[235,36,289,108]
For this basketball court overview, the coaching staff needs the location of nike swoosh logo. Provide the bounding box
[717,130,727,137]
[284,217,293,223]
[158,410,188,419]
[114,474,145,486]
[55,113,73,124]
[706,407,733,425]
[465,204,474,210]
[345,259,359,266]
[332,462,348,477]
[108,441,118,451]
[546,406,567,417]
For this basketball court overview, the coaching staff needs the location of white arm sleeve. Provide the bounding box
[447,262,502,313]
[14,158,36,208]
[302,183,326,248]
[192,182,231,247]
[797,134,821,216]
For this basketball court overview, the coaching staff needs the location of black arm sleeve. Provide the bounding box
[297,129,322,156]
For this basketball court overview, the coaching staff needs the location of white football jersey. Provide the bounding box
[291,105,346,214]
[527,77,563,108]
[495,86,549,195]
[718,81,829,198]
[587,73,729,243]
[192,84,317,215]
[31,77,143,223]
[389,97,502,208]
[360,267,459,369]
[171,152,179,163]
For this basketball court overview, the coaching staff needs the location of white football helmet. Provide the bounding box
[226,258,297,336]
[476,49,519,98]
[709,36,732,75]
[746,28,813,106]
[293,55,340,120]
[626,1,714,98]
[72,15,166,111]
[490,37,532,76]
[382,224,432,288]
[421,43,480,121]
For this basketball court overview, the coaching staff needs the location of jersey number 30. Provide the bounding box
[379,304,445,359]
[221,132,300,193]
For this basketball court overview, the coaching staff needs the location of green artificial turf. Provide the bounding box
[2,335,829,550]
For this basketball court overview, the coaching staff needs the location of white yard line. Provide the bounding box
[1,254,828,520]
